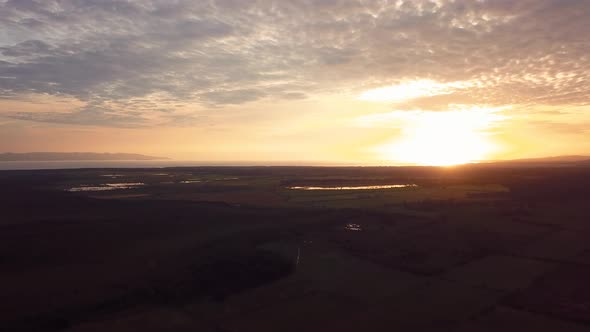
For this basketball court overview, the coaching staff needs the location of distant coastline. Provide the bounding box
[1,153,589,171]
[0,152,167,162]
[0,160,353,171]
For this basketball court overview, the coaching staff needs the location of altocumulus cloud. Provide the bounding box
[0,0,589,126]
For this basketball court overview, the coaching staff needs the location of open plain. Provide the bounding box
[1,165,590,331]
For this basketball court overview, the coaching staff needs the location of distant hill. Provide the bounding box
[486,155,590,166]
[507,155,590,163]
[0,152,168,161]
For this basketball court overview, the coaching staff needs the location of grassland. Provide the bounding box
[1,165,590,331]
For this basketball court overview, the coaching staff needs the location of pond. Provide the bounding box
[66,182,145,192]
[288,184,417,190]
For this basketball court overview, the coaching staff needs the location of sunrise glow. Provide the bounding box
[0,1,589,165]
[370,107,509,166]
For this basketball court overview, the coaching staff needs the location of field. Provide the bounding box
[1,165,590,331]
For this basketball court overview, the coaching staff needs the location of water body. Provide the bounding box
[0,160,359,170]
[344,223,363,231]
[0,160,215,170]
[288,184,417,190]
[66,182,145,192]
[180,180,202,184]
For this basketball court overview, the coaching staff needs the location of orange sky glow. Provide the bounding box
[1,1,589,165]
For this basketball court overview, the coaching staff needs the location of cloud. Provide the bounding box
[0,40,55,57]
[355,105,510,129]
[5,107,144,128]
[523,119,590,135]
[200,89,267,105]
[0,0,589,126]
[357,80,478,102]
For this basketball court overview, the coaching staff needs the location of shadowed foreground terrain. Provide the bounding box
[1,166,590,331]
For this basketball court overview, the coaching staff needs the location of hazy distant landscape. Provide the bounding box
[0,152,167,162]
[1,152,589,170]
[487,155,590,166]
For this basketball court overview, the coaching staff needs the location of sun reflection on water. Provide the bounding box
[288,184,417,190]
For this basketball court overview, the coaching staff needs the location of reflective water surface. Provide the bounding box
[344,223,363,231]
[180,180,202,184]
[66,182,145,192]
[288,184,417,190]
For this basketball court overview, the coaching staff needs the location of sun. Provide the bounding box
[374,107,507,166]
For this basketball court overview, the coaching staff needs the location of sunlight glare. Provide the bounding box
[375,106,508,166]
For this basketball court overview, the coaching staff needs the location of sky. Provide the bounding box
[0,0,589,165]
